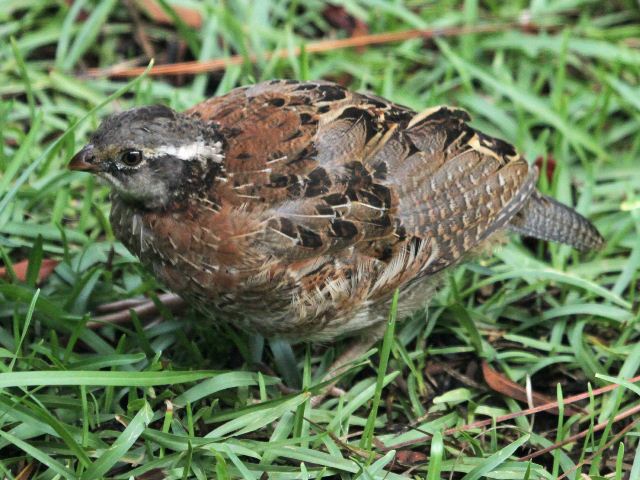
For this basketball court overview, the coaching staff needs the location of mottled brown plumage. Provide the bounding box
[69,80,604,343]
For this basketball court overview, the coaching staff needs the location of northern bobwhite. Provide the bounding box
[69,80,603,349]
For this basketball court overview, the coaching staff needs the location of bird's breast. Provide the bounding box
[109,197,274,300]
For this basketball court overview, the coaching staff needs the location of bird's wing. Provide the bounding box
[389,106,536,273]
[187,81,535,276]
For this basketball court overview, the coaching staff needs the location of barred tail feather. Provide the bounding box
[508,191,604,252]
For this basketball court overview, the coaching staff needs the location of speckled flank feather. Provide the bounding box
[98,80,603,342]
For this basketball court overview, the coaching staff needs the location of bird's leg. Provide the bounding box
[311,323,387,407]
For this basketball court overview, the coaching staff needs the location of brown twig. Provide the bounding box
[85,23,520,78]
[380,373,640,451]
[556,416,640,479]
[87,292,184,328]
[518,402,640,462]
[440,362,485,390]
[96,297,150,313]
[304,415,379,462]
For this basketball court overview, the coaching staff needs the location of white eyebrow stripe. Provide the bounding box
[150,141,223,162]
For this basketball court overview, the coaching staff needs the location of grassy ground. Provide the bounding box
[1,0,640,478]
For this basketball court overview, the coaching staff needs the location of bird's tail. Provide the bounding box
[508,191,604,251]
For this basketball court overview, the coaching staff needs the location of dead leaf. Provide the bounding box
[136,0,202,28]
[482,361,581,416]
[15,463,37,480]
[137,468,169,480]
[0,258,58,284]
[395,450,428,465]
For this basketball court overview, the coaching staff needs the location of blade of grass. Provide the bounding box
[8,289,39,372]
[154,0,201,58]
[61,0,117,71]
[0,429,75,480]
[174,371,278,407]
[426,431,444,480]
[461,435,530,480]
[81,401,153,479]
[436,38,608,159]
[361,289,398,450]
[0,369,223,387]
[54,0,88,68]
[10,37,35,120]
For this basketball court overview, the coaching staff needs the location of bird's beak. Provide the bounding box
[68,144,97,172]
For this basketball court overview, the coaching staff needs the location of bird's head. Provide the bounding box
[68,105,225,210]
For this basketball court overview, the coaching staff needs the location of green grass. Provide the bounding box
[1,0,640,478]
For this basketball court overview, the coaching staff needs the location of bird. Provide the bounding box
[68,79,603,384]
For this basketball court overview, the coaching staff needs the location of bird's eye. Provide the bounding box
[120,149,143,166]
